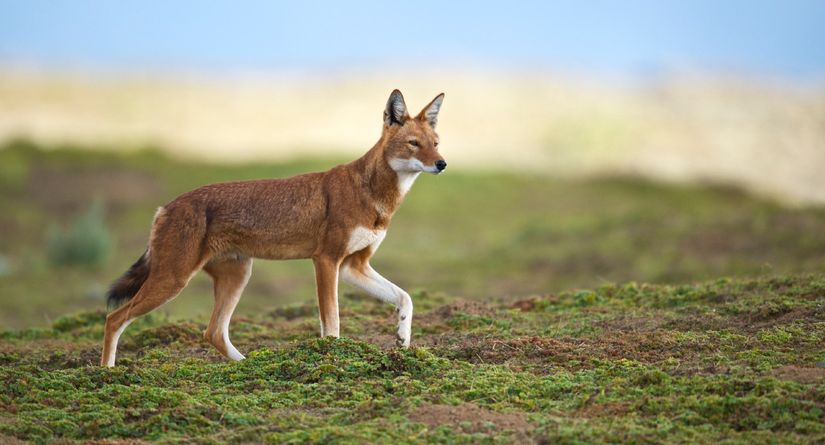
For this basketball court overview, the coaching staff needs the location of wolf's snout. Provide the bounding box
[435,160,447,172]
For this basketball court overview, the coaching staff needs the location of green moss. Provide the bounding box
[2,274,823,443]
[757,327,794,344]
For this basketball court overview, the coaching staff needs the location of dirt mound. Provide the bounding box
[428,331,716,373]
[416,300,496,326]
[596,313,670,333]
[508,295,554,312]
[409,403,533,436]
[426,334,585,371]
[575,401,632,418]
[663,305,823,333]
[771,365,824,384]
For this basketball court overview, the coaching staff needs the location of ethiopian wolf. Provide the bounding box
[101,90,446,367]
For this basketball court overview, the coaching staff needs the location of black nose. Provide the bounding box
[435,160,447,171]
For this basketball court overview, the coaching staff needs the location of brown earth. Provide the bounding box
[771,365,825,384]
[408,402,533,437]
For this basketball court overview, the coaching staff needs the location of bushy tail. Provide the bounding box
[106,250,150,309]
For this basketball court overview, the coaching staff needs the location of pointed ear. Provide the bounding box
[383,89,409,126]
[417,93,445,128]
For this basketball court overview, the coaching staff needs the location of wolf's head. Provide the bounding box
[380,90,446,175]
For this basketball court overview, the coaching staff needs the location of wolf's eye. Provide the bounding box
[408,139,419,147]
[434,140,439,147]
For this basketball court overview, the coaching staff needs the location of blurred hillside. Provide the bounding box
[2,142,825,329]
[2,69,824,204]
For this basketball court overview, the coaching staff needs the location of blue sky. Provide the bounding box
[2,1,825,78]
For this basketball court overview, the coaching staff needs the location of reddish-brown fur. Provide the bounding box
[101,90,446,366]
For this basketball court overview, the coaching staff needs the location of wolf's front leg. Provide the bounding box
[340,263,413,347]
[312,256,340,338]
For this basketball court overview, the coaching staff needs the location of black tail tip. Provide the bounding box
[106,286,137,310]
[106,251,150,309]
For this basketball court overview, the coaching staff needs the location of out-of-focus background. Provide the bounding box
[1,1,824,328]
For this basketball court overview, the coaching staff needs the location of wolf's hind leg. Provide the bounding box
[203,257,252,361]
[101,303,136,368]
[101,269,195,367]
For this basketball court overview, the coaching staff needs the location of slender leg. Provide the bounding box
[340,262,413,347]
[203,257,252,361]
[101,305,135,367]
[100,270,193,367]
[313,255,340,338]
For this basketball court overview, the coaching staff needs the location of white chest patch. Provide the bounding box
[346,226,387,254]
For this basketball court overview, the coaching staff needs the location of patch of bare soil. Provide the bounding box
[427,330,719,374]
[0,434,27,445]
[83,440,153,445]
[350,333,398,350]
[268,303,317,321]
[575,401,632,418]
[771,365,824,384]
[509,296,541,312]
[51,347,101,369]
[415,300,497,328]
[408,403,533,437]
[425,333,586,371]
[596,312,672,333]
[665,305,823,334]
[738,306,824,332]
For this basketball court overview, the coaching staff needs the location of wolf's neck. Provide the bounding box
[352,146,414,217]
[395,170,421,196]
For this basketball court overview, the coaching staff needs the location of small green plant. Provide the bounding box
[46,199,112,268]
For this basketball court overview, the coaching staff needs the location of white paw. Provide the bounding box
[395,332,410,348]
[396,319,411,348]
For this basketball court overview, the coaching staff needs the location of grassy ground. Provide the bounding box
[1,141,824,443]
[1,274,823,443]
[2,140,825,329]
